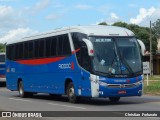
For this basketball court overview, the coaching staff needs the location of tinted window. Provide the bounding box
[45,37,57,57]
[15,44,19,60]
[24,42,29,59]
[71,32,88,67]
[6,45,14,60]
[50,37,57,56]
[81,46,91,71]
[14,43,24,60]
[63,34,71,55]
[57,34,71,56]
[45,37,52,57]
[18,43,23,59]
[57,35,63,55]
[71,32,87,50]
[28,41,34,58]
[7,34,71,60]
[34,39,45,58]
[34,40,39,58]
[39,39,45,57]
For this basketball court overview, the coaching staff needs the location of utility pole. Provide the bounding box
[150,21,153,76]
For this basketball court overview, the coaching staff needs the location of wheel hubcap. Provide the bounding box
[69,87,74,98]
[19,84,23,95]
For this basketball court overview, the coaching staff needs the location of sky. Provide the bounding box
[0,0,160,43]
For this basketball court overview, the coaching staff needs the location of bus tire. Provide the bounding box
[67,82,77,103]
[109,97,120,103]
[18,81,27,98]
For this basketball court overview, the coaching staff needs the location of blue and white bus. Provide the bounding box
[0,53,6,83]
[6,25,143,103]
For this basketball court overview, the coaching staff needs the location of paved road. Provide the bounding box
[0,85,160,120]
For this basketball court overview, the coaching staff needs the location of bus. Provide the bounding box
[6,25,143,103]
[0,53,6,83]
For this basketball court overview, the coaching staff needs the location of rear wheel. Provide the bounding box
[109,97,120,103]
[67,82,77,103]
[18,81,30,98]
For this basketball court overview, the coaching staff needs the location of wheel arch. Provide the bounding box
[65,78,73,94]
[17,77,23,90]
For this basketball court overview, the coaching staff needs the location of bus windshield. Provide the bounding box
[90,37,142,77]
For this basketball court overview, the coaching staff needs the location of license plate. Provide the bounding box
[118,90,126,94]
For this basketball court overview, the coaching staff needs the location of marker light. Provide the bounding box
[90,50,94,54]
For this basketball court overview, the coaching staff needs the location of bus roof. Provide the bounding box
[6,25,135,45]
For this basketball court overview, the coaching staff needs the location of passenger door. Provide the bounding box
[79,44,92,97]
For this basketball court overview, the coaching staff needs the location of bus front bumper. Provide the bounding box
[98,82,143,97]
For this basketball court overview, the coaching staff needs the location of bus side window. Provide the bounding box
[81,42,91,71]
[57,34,71,56]
[7,45,15,60]
[28,41,34,58]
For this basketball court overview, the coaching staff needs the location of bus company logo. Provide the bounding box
[58,62,74,70]
[2,112,11,117]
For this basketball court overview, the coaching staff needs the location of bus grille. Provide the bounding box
[107,83,137,88]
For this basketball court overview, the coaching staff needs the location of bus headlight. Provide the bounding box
[99,81,108,86]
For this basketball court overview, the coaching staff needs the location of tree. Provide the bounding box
[112,21,128,28]
[0,44,5,52]
[98,22,108,25]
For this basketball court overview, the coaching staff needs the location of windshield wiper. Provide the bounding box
[108,40,122,74]
[118,50,134,76]
[114,39,135,76]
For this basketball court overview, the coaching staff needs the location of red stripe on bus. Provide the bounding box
[17,57,65,65]
[72,48,80,54]
[0,75,5,78]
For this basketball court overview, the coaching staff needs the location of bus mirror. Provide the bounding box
[137,39,146,56]
[82,38,94,56]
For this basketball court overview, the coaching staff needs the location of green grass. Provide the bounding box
[144,75,160,81]
[144,81,160,95]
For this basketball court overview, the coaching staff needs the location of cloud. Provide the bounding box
[0,5,26,33]
[98,4,114,15]
[0,28,38,44]
[54,4,64,8]
[45,14,60,20]
[128,4,137,8]
[74,4,92,10]
[0,5,13,18]
[130,7,156,24]
[32,0,50,14]
[96,12,120,25]
[110,13,119,19]
[0,0,18,2]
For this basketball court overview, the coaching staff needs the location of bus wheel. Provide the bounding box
[109,97,120,103]
[67,82,77,103]
[18,81,27,98]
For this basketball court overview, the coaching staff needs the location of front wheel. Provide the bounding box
[109,97,120,103]
[67,82,77,103]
